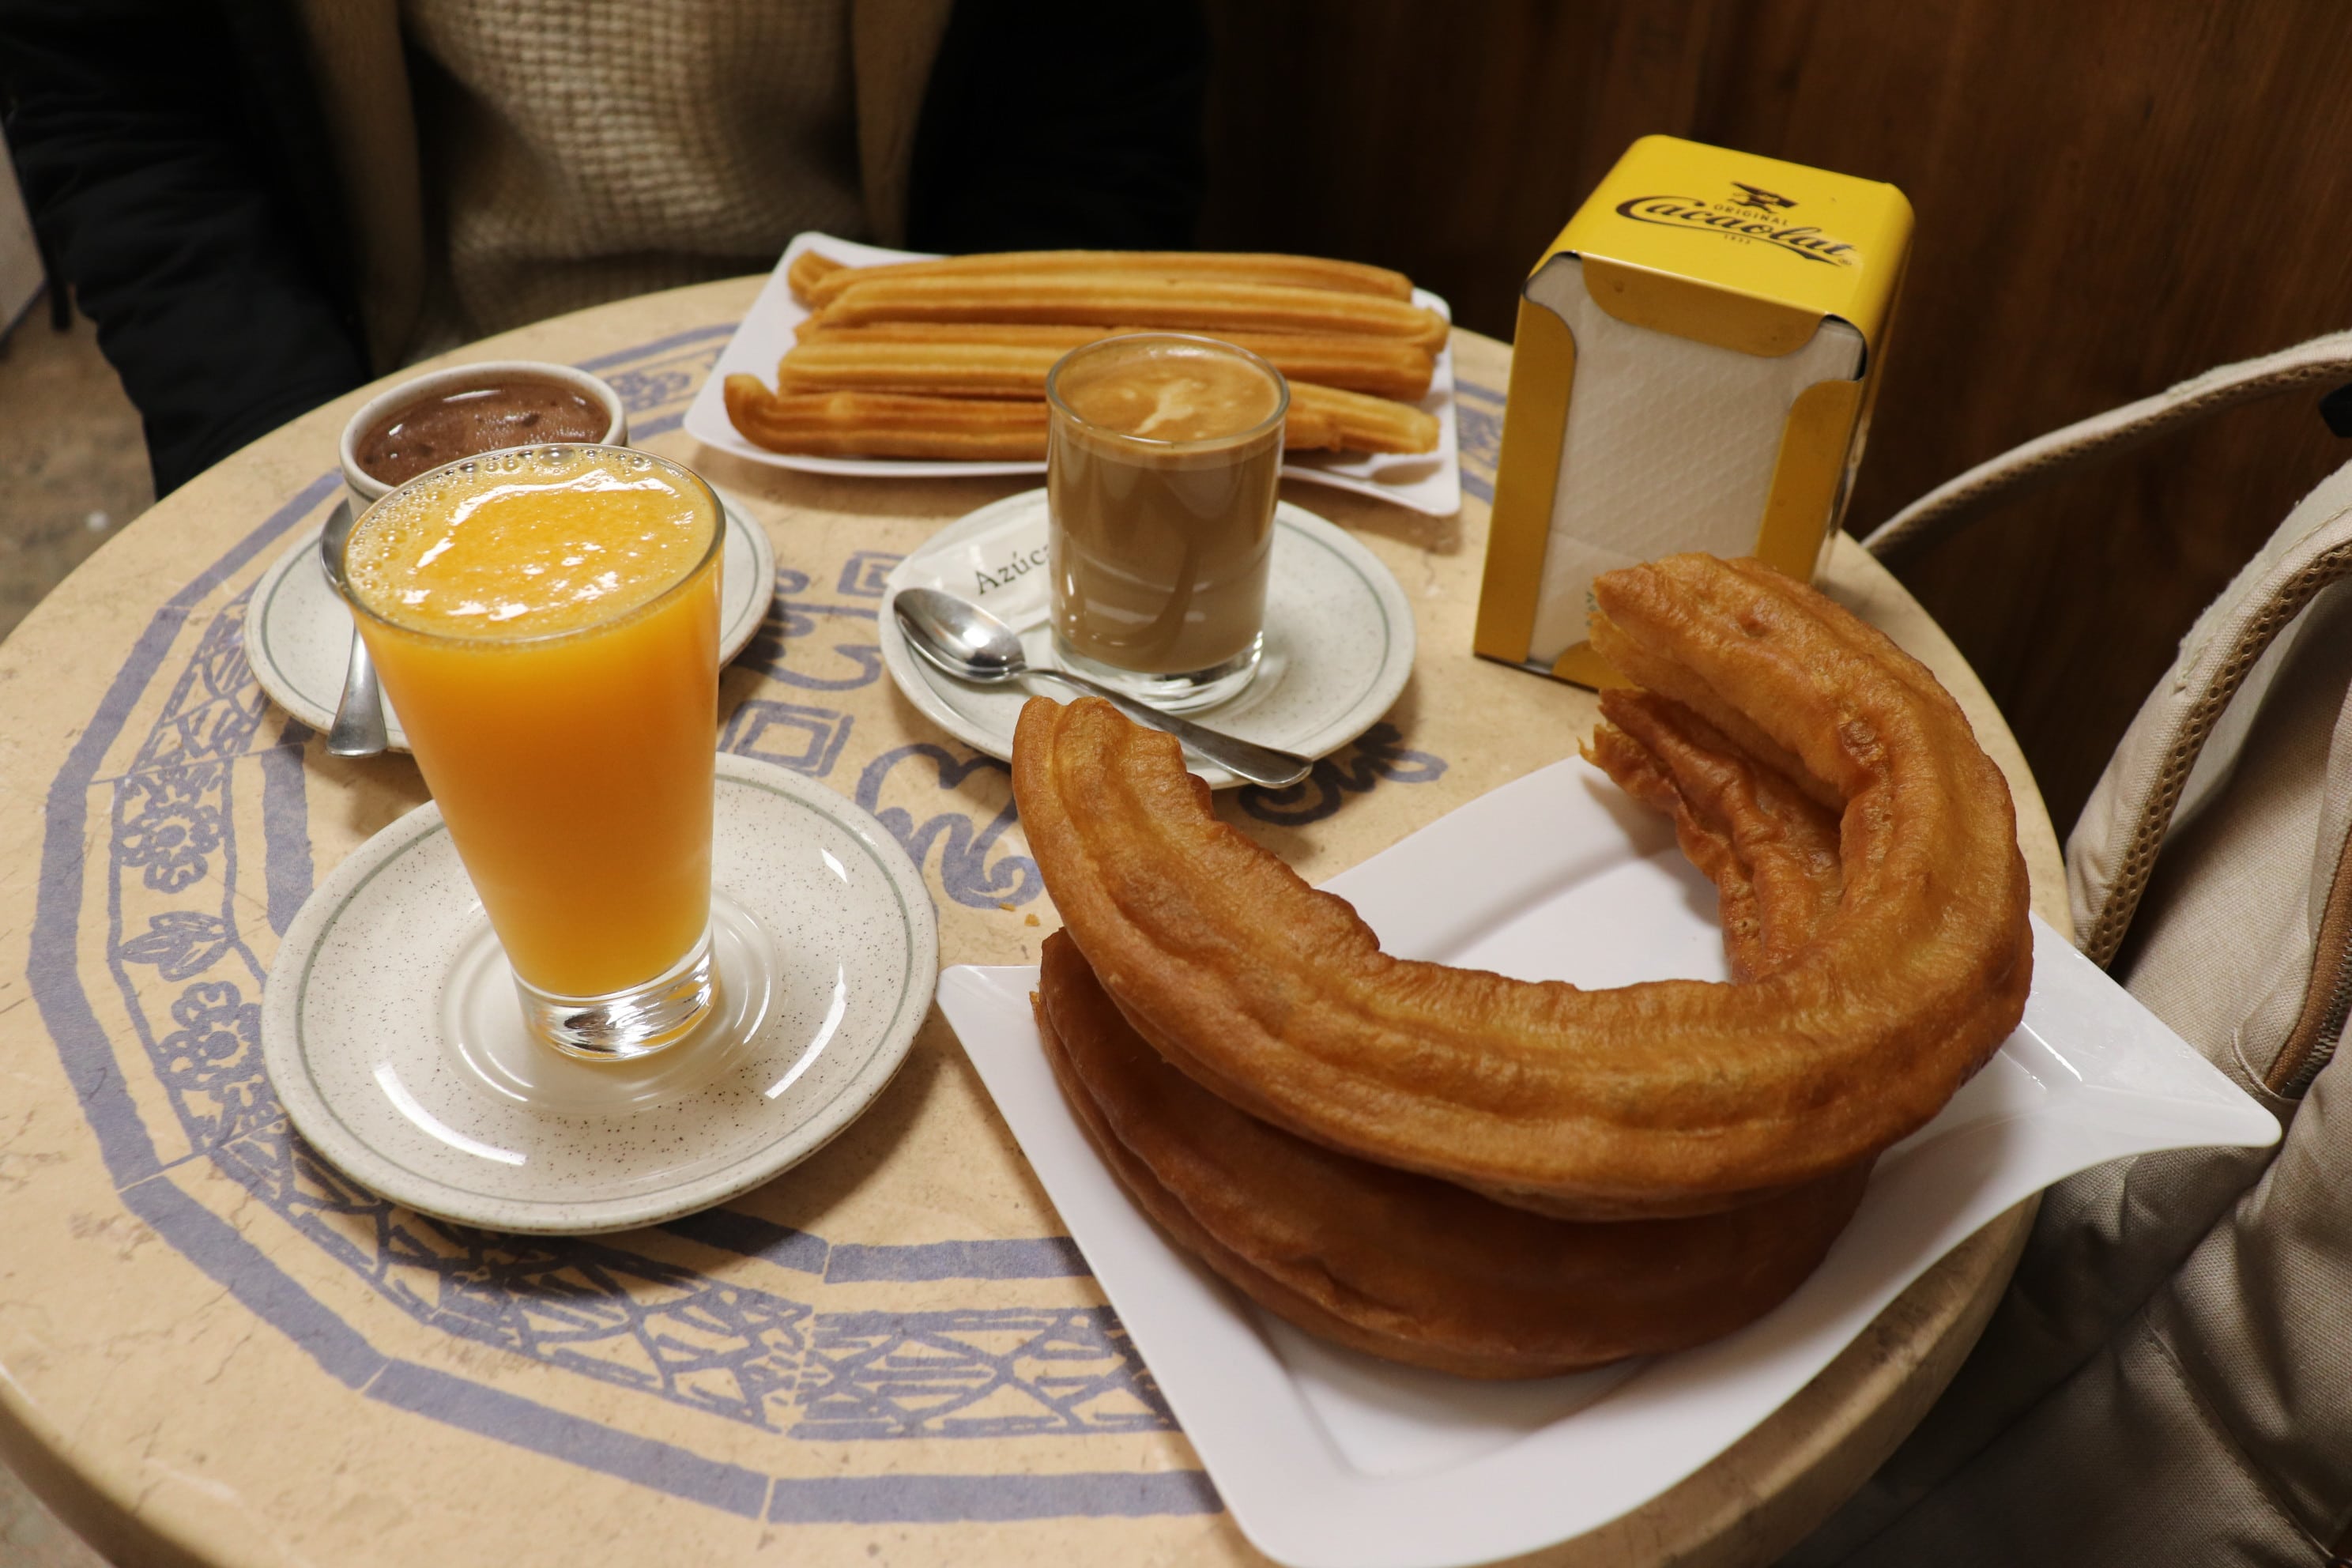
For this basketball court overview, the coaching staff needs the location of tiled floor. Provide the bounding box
[0,300,153,643]
[0,296,126,1566]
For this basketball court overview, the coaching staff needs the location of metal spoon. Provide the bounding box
[891,587,1313,789]
[316,499,388,757]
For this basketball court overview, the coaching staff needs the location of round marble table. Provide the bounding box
[0,279,2067,1568]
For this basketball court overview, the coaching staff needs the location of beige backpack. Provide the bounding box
[1789,330,2352,1566]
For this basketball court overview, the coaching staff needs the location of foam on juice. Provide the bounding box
[347,447,713,639]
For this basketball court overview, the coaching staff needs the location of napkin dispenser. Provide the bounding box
[1473,136,1913,687]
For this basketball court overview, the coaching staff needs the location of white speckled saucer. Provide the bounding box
[260,755,938,1234]
[244,489,778,752]
[880,489,1416,789]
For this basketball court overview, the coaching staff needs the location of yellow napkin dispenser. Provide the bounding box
[1472,135,1913,687]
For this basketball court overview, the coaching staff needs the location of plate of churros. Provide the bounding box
[684,232,1463,516]
[937,556,2279,1568]
[941,762,2275,1568]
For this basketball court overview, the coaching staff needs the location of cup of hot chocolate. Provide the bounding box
[339,360,627,511]
[1046,334,1287,714]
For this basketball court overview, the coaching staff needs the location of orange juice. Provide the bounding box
[344,447,722,999]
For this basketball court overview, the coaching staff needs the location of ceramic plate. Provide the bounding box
[935,758,2278,1568]
[681,231,1464,517]
[877,488,1415,789]
[262,755,938,1234]
[244,490,777,752]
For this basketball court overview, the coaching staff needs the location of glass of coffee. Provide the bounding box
[1046,334,1287,713]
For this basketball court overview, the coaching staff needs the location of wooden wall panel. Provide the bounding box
[1199,0,2352,833]
[1690,0,2352,831]
[1198,0,1726,340]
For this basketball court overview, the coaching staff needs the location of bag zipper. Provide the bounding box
[2269,815,2352,1098]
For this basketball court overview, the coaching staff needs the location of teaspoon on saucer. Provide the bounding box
[316,499,389,758]
[891,587,1313,789]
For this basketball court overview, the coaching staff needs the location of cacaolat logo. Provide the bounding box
[1614,181,1857,267]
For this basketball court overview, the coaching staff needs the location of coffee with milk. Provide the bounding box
[1046,334,1287,711]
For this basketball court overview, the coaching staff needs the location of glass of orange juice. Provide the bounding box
[337,444,723,1060]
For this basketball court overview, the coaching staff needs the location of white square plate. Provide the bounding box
[936,759,2278,1568]
[682,232,1463,517]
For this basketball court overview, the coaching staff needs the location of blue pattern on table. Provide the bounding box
[29,321,1501,1527]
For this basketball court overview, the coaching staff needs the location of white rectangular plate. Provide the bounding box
[682,232,1464,517]
[936,758,2278,1568]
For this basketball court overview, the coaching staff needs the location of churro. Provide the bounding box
[781,327,1435,402]
[1231,333,1435,402]
[790,320,1106,349]
[779,339,1065,401]
[1585,688,1845,984]
[814,273,1449,349]
[1035,930,1871,1378]
[723,375,1433,460]
[786,248,848,303]
[1287,383,1439,454]
[721,377,1046,460]
[792,249,1414,308]
[1010,555,2031,1220]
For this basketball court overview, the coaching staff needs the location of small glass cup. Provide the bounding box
[337,444,724,1061]
[1046,334,1288,714]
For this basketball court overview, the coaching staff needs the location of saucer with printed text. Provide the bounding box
[879,489,1416,790]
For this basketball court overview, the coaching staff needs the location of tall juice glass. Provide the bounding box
[338,445,723,1059]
